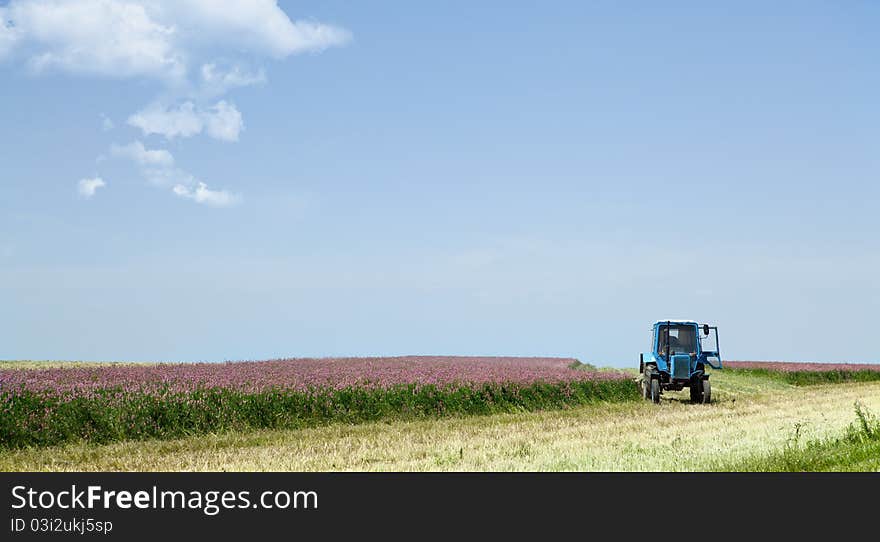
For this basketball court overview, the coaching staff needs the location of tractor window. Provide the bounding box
[700,327,719,355]
[658,325,697,355]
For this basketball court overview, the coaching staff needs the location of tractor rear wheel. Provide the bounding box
[702,379,712,404]
[650,378,661,404]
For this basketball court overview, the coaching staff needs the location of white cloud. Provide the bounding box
[4,1,347,207]
[0,9,21,59]
[4,0,183,80]
[77,177,106,198]
[201,62,266,95]
[142,167,194,188]
[0,1,350,79]
[127,100,243,141]
[110,140,174,167]
[100,113,114,131]
[127,101,203,139]
[140,167,238,208]
[161,1,352,58]
[203,101,243,142]
[173,182,239,208]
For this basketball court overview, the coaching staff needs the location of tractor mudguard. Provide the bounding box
[644,353,668,373]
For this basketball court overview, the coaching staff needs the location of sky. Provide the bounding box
[1,1,878,366]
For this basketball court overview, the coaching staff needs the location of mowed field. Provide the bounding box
[2,359,880,472]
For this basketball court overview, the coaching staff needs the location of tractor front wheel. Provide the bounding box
[689,379,702,403]
[650,378,661,404]
[702,379,712,404]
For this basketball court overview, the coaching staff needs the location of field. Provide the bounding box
[2,358,879,471]
[724,361,880,385]
[0,357,634,449]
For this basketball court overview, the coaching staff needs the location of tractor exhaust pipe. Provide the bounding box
[666,320,670,362]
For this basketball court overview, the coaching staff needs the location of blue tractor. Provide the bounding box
[639,320,722,404]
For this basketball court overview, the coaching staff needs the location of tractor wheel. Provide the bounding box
[701,379,712,404]
[650,378,661,404]
[689,379,702,403]
[641,368,652,399]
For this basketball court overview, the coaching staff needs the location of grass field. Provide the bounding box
[2,367,879,472]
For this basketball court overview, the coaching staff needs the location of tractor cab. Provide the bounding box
[639,320,722,404]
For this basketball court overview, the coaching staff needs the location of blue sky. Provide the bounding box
[1,1,878,365]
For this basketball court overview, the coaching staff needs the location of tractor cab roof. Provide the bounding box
[653,319,699,326]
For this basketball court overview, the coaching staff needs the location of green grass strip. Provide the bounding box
[0,379,639,449]
[725,368,880,386]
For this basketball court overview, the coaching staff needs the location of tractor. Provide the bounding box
[639,320,722,404]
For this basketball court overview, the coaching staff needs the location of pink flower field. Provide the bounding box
[0,356,628,395]
[0,357,637,449]
[725,361,880,373]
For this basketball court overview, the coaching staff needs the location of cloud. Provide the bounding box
[3,1,350,208]
[127,102,202,139]
[128,100,243,141]
[136,165,239,209]
[77,177,105,198]
[110,140,174,167]
[4,0,183,80]
[100,113,114,131]
[173,182,239,208]
[161,1,352,58]
[140,167,193,188]
[0,1,350,80]
[202,101,243,142]
[0,9,21,59]
[201,62,266,96]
